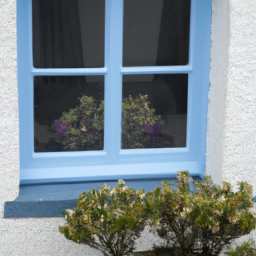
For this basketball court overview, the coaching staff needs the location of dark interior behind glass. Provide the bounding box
[34,76,104,152]
[122,74,188,149]
[32,0,105,68]
[123,0,191,67]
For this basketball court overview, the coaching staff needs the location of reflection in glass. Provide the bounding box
[34,76,104,152]
[32,0,105,68]
[123,0,191,67]
[122,74,188,149]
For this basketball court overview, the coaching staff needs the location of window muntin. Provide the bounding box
[17,0,212,184]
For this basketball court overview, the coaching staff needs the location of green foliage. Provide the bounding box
[53,94,163,150]
[146,171,256,256]
[56,95,104,150]
[59,172,256,256]
[225,240,256,256]
[122,95,163,149]
[59,180,150,256]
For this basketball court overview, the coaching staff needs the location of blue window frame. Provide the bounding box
[17,0,212,185]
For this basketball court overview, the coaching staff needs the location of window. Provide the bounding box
[17,0,212,185]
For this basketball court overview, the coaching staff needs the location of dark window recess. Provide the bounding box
[123,0,191,67]
[32,0,105,68]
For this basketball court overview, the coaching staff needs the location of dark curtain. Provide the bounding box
[33,0,85,68]
[33,0,86,125]
[155,0,191,114]
[156,0,191,66]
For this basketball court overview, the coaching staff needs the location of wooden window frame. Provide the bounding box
[17,0,212,185]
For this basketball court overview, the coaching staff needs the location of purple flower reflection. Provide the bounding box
[142,123,162,136]
[54,120,70,137]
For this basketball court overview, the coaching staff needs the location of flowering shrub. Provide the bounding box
[52,94,164,151]
[147,171,256,256]
[59,180,149,256]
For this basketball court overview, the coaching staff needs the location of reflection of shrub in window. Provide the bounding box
[51,94,169,151]
[53,96,105,151]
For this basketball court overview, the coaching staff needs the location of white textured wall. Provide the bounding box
[1,0,256,255]
[207,0,256,243]
[206,0,229,185]
[222,0,256,188]
[207,0,256,190]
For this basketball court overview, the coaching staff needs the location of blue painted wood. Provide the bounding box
[121,66,193,74]
[20,162,204,185]
[5,177,203,217]
[32,68,108,76]
[17,0,212,184]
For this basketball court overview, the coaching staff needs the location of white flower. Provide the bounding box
[183,176,191,184]
[118,179,125,186]
[177,172,182,180]
[67,209,74,216]
[180,211,186,218]
[208,217,214,222]
[232,218,238,224]
[104,202,108,208]
[122,186,128,192]
[110,188,116,195]
[100,215,104,222]
[98,205,101,210]
[139,193,145,200]
[103,183,110,191]
[114,209,124,218]
[212,224,220,233]
[218,195,225,202]
[183,207,192,213]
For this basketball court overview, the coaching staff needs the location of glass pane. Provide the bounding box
[122,74,188,149]
[34,76,104,152]
[123,0,191,67]
[32,0,105,68]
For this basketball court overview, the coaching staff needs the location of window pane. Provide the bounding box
[34,76,104,152]
[122,74,188,149]
[32,0,105,68]
[123,0,191,67]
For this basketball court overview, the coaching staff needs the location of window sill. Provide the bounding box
[4,176,202,218]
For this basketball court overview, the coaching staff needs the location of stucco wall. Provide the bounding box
[206,0,256,244]
[207,0,256,190]
[1,0,256,255]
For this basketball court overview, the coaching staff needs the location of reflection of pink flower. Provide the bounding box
[54,120,70,137]
[142,123,162,136]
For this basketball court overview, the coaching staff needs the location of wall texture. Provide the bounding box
[206,0,229,184]
[1,0,256,255]
[207,0,256,243]
[207,0,256,190]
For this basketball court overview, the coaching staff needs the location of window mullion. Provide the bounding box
[104,0,124,160]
